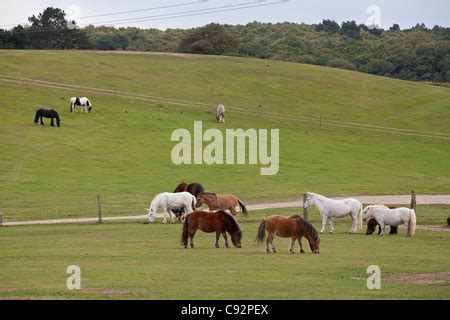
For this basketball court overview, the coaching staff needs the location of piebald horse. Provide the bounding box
[70,97,93,113]
[304,192,363,234]
[196,192,248,216]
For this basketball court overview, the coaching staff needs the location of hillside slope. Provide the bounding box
[0,50,449,221]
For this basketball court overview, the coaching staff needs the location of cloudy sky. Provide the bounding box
[1,0,448,30]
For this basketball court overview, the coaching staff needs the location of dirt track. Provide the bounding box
[2,194,449,227]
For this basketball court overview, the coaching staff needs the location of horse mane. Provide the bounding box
[297,217,319,241]
[217,210,241,233]
[200,192,216,196]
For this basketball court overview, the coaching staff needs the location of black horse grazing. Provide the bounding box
[34,109,61,127]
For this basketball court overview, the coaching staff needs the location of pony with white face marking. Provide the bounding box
[216,104,225,123]
[303,192,363,234]
[70,97,93,113]
[145,192,196,224]
[363,205,416,237]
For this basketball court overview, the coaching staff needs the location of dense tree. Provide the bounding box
[1,7,449,82]
[178,23,239,55]
[315,20,340,34]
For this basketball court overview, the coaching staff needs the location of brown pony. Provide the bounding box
[173,182,188,193]
[196,192,248,216]
[255,215,320,254]
[181,211,242,249]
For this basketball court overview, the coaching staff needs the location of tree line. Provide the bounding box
[1,7,449,82]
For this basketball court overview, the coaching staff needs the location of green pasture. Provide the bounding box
[0,207,448,300]
[0,51,449,222]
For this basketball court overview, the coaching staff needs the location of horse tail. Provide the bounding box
[255,219,266,245]
[358,202,363,230]
[238,199,248,216]
[191,196,196,211]
[181,217,189,247]
[407,209,416,237]
[34,110,40,124]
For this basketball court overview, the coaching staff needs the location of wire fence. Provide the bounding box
[0,195,151,223]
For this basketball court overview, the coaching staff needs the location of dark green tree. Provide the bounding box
[178,23,239,55]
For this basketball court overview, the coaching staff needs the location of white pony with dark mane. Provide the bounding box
[145,192,196,224]
[70,97,93,113]
[363,205,416,237]
[304,192,363,234]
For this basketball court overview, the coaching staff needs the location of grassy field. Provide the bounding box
[0,207,449,300]
[0,51,449,222]
[0,50,449,300]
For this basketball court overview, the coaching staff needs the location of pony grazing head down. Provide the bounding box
[217,211,242,248]
[297,217,320,254]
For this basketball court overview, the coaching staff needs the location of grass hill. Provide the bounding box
[0,50,449,221]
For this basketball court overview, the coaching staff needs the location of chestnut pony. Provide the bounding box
[181,211,242,249]
[255,215,320,254]
[196,192,248,216]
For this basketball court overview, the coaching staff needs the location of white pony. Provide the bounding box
[363,205,416,237]
[146,192,196,224]
[303,192,363,234]
[70,97,93,113]
[216,104,225,123]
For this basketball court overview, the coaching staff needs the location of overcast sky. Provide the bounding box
[1,0,449,30]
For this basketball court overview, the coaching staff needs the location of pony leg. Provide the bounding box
[50,118,55,127]
[230,206,237,216]
[168,209,175,224]
[265,237,270,253]
[215,232,220,248]
[222,232,229,248]
[379,223,386,236]
[327,217,334,234]
[162,206,168,224]
[321,215,327,234]
[189,232,195,248]
[268,234,277,253]
[350,214,357,234]
[40,116,44,125]
[298,238,306,254]
[289,238,295,254]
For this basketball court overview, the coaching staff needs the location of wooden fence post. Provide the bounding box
[410,190,417,212]
[97,195,103,224]
[303,193,309,221]
[0,199,3,226]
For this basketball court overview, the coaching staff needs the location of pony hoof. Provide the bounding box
[300,250,306,254]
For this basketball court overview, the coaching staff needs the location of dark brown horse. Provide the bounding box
[366,218,398,235]
[173,182,205,197]
[255,215,320,254]
[181,211,242,249]
[196,192,248,216]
